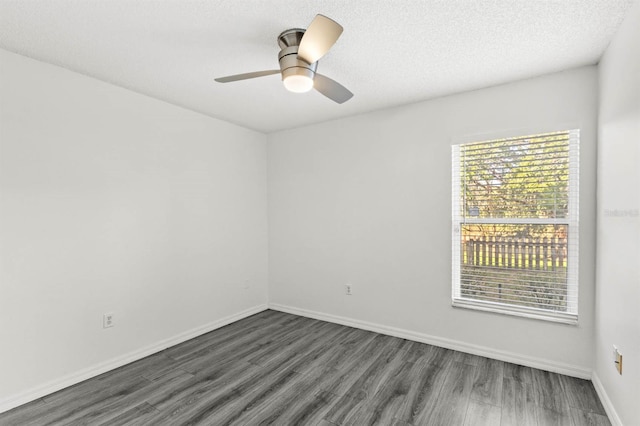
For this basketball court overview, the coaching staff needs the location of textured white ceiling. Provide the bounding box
[0,0,634,133]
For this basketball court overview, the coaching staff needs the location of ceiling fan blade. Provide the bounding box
[215,70,280,83]
[297,14,343,64]
[314,73,353,104]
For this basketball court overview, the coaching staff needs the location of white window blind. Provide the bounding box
[452,130,579,324]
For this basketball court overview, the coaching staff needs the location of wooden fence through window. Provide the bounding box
[462,236,567,270]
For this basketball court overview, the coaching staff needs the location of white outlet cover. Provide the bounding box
[103,312,114,328]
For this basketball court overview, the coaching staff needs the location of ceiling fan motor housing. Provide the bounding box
[277,29,317,82]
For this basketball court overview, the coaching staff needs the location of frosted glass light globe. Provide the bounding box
[283,75,314,93]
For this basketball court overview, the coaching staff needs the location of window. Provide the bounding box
[452,130,579,324]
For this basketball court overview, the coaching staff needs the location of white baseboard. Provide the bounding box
[592,372,622,426]
[268,303,592,379]
[0,304,268,414]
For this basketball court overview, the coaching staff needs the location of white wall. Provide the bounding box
[0,49,268,410]
[268,66,598,375]
[595,2,640,425]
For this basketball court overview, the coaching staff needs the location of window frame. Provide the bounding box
[451,129,580,325]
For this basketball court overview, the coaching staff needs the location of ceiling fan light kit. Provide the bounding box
[215,14,353,103]
[278,37,317,93]
[282,73,314,93]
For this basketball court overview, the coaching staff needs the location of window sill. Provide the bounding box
[452,298,578,325]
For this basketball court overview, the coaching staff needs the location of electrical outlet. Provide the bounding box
[345,284,352,295]
[613,345,622,375]
[103,312,115,328]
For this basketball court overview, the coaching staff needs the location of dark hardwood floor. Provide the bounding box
[0,310,610,425]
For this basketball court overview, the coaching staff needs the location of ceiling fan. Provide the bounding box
[214,14,353,104]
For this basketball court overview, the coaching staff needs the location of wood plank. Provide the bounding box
[324,390,368,425]
[140,363,301,425]
[568,407,612,426]
[560,375,607,415]
[530,368,570,413]
[124,352,190,381]
[171,320,311,375]
[144,360,261,412]
[464,400,502,426]
[414,362,476,426]
[245,319,340,368]
[97,402,158,426]
[231,383,337,425]
[22,374,153,425]
[396,341,456,369]
[90,370,193,425]
[314,331,378,373]
[331,331,389,369]
[345,361,418,426]
[268,322,360,374]
[455,351,483,366]
[391,419,413,426]
[317,334,407,397]
[422,345,457,369]
[501,377,537,426]
[396,339,431,363]
[192,364,306,425]
[201,369,304,425]
[0,398,49,426]
[470,356,504,406]
[316,420,339,426]
[41,359,157,405]
[324,345,408,424]
[273,390,338,425]
[394,360,449,424]
[536,405,572,426]
[43,369,192,425]
[344,345,408,399]
[503,362,533,384]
